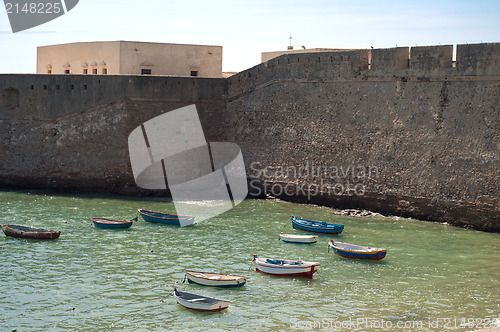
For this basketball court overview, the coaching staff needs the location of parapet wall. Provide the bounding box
[229,43,500,96]
[0,74,224,119]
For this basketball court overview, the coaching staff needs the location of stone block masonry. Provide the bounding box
[0,43,499,231]
[0,75,226,193]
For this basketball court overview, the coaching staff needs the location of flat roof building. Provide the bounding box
[37,41,223,77]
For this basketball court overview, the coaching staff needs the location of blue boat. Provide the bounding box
[291,215,344,234]
[92,218,133,229]
[138,209,195,227]
[328,240,387,260]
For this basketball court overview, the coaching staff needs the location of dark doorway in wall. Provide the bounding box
[2,88,20,109]
[190,70,198,77]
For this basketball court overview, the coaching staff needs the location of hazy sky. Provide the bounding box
[1,0,499,73]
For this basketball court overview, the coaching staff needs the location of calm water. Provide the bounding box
[0,189,499,331]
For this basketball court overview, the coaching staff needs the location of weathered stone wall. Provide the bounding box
[456,43,500,76]
[0,75,225,193]
[225,43,500,232]
[0,43,499,231]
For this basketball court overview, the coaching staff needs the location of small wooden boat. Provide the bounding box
[252,254,320,279]
[92,218,133,229]
[1,224,61,239]
[279,232,318,244]
[173,288,230,312]
[138,209,195,227]
[291,215,344,234]
[185,271,246,288]
[328,240,387,260]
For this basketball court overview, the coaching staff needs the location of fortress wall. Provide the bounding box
[0,74,225,120]
[227,49,371,98]
[235,43,500,84]
[0,43,499,231]
[224,43,500,231]
[224,78,500,231]
[0,74,127,119]
[0,75,225,192]
[227,42,500,102]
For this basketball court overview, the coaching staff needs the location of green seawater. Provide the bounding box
[0,189,498,331]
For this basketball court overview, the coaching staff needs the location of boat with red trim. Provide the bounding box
[252,254,320,279]
[328,240,387,260]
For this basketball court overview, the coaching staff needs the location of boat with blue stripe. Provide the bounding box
[328,240,387,260]
[138,209,195,227]
[291,215,344,234]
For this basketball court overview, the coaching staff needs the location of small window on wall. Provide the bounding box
[83,69,88,74]
[102,68,107,74]
[47,70,52,74]
[141,69,152,75]
[64,69,70,74]
[93,68,98,74]
[190,70,198,77]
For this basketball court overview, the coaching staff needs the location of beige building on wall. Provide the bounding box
[37,41,223,77]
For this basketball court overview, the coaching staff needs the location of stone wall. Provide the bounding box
[0,75,225,193]
[224,43,500,232]
[0,43,499,231]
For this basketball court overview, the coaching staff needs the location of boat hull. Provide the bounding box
[253,257,319,279]
[185,271,246,288]
[174,289,229,312]
[1,224,61,239]
[138,209,195,227]
[328,241,387,260]
[176,298,230,312]
[291,216,343,234]
[92,218,133,229]
[279,233,318,244]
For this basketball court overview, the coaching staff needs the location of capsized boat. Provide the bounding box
[328,240,387,260]
[173,288,230,312]
[279,232,318,244]
[92,218,134,229]
[291,215,344,234]
[252,254,320,279]
[1,224,61,239]
[138,209,195,227]
[185,271,246,287]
